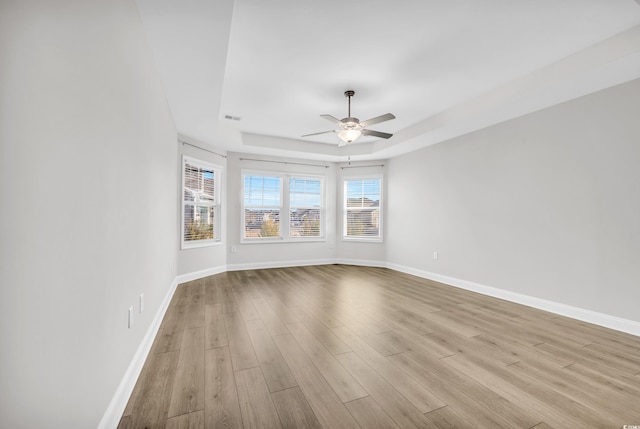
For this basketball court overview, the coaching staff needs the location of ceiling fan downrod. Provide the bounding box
[344,90,355,118]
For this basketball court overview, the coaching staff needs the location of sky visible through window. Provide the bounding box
[244,175,281,207]
[346,179,380,207]
[290,177,321,208]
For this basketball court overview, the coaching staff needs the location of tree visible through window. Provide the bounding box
[182,156,221,248]
[344,177,382,240]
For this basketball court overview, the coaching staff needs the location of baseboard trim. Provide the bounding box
[386,262,640,338]
[175,264,227,284]
[335,258,388,268]
[226,258,388,272]
[227,258,337,272]
[97,276,179,429]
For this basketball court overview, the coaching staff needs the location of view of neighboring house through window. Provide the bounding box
[182,156,221,248]
[344,176,382,240]
[289,177,322,237]
[242,171,325,241]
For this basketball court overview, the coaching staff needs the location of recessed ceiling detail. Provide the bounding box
[135,0,640,160]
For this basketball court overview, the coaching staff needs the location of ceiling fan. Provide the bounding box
[302,90,395,146]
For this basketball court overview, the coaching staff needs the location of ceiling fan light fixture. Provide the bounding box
[338,129,362,143]
[301,90,395,144]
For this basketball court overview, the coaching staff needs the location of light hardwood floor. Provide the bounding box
[118,265,640,428]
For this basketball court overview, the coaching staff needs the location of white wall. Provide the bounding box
[0,1,178,427]
[177,140,227,277]
[386,79,640,323]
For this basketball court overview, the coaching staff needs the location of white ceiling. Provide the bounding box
[135,0,640,161]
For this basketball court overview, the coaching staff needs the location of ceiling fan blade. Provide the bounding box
[337,140,348,147]
[361,129,393,139]
[301,130,336,137]
[360,113,395,128]
[320,114,343,126]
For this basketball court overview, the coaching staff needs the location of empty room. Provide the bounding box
[2,0,640,428]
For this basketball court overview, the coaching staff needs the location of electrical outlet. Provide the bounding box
[433,251,438,261]
[139,293,144,314]
[128,307,134,328]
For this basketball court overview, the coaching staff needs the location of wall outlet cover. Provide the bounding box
[128,307,134,328]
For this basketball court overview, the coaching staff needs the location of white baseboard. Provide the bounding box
[97,277,179,429]
[335,258,387,268]
[226,258,388,272]
[175,264,227,284]
[386,262,640,338]
[227,258,337,272]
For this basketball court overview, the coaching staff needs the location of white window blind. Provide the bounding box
[289,177,322,238]
[344,177,382,240]
[182,156,221,248]
[243,174,282,239]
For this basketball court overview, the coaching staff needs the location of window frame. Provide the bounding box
[241,170,326,243]
[342,175,383,242]
[181,155,223,249]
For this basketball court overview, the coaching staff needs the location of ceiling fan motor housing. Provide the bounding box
[341,117,362,129]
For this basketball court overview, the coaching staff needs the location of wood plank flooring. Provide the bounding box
[119,265,640,428]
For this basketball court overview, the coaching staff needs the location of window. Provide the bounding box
[289,177,322,238]
[182,156,221,248]
[243,174,282,239]
[343,176,382,241]
[242,171,324,241]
